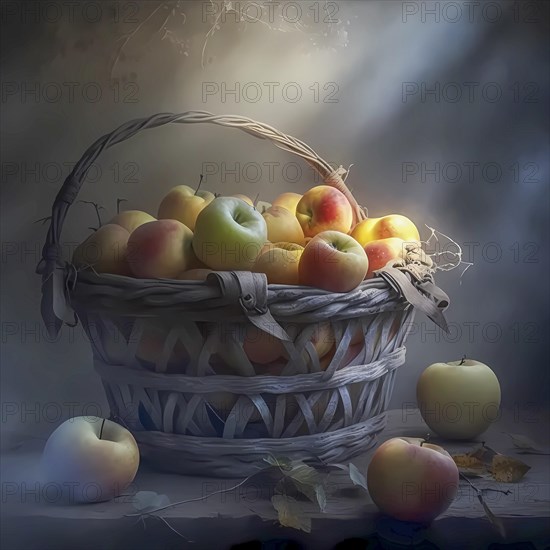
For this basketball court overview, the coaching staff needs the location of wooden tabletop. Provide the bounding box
[2,408,549,549]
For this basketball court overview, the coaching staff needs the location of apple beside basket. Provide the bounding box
[36,111,450,478]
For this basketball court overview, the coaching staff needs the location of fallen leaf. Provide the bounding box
[452,444,530,483]
[348,463,368,492]
[458,467,490,478]
[264,455,292,470]
[490,455,531,483]
[470,444,498,466]
[504,433,550,455]
[315,485,327,512]
[132,491,171,513]
[452,453,485,471]
[271,495,311,533]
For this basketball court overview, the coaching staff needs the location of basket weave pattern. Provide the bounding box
[37,112,448,477]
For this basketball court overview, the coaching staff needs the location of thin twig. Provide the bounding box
[78,200,104,229]
[124,468,267,517]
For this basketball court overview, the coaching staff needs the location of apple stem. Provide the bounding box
[99,418,106,440]
[194,174,204,196]
[459,355,466,365]
[253,193,260,209]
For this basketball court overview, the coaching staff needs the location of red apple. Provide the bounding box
[127,220,194,279]
[299,231,368,292]
[296,185,353,237]
[367,437,459,523]
[364,237,407,277]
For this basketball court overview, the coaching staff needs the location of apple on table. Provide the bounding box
[367,437,459,523]
[40,416,139,503]
[416,358,501,440]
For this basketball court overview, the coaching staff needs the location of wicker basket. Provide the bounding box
[37,111,449,477]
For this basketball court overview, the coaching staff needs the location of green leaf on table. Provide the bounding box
[348,463,368,492]
[283,460,325,511]
[271,495,311,533]
[504,433,550,455]
[132,491,171,513]
[264,455,293,470]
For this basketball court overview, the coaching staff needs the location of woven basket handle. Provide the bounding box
[36,111,365,336]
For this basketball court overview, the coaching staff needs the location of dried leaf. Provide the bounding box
[504,433,550,455]
[132,491,171,513]
[348,463,368,492]
[452,453,485,471]
[470,444,498,466]
[271,495,311,533]
[490,455,531,483]
[477,495,506,538]
[459,467,490,478]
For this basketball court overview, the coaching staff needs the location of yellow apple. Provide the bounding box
[231,194,254,206]
[253,242,304,285]
[72,224,131,276]
[351,215,420,246]
[109,210,156,233]
[272,192,302,215]
[158,185,215,231]
[262,206,305,245]
[416,359,501,440]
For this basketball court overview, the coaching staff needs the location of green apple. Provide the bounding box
[192,197,268,270]
[40,417,139,503]
[158,185,215,230]
[416,359,501,440]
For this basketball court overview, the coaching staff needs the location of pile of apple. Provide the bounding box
[73,181,424,293]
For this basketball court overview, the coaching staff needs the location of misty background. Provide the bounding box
[1,0,549,443]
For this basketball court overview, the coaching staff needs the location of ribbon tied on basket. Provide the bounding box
[375,259,450,333]
[206,271,291,341]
